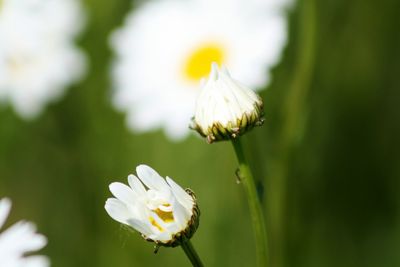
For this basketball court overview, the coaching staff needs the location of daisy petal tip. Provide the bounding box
[165,176,174,186]
[0,197,12,210]
[108,182,119,192]
[35,233,48,248]
[210,62,219,79]
[211,61,219,68]
[136,164,151,173]
[127,174,136,183]
[220,64,231,76]
[0,197,11,204]
[104,198,121,210]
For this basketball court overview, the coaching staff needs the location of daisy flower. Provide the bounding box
[192,63,264,143]
[0,0,86,119]
[105,164,200,248]
[0,198,49,267]
[110,0,290,140]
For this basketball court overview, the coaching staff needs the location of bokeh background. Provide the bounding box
[1,0,399,266]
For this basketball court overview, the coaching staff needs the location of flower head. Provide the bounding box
[0,198,49,267]
[191,63,264,143]
[0,0,86,118]
[105,165,200,248]
[110,0,288,140]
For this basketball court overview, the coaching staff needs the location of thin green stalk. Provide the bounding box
[269,0,316,266]
[181,240,204,267]
[232,138,268,267]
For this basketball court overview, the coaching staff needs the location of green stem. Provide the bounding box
[232,138,268,267]
[181,240,204,267]
[269,0,316,266]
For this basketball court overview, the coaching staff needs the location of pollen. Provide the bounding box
[149,217,164,232]
[155,208,174,223]
[184,43,225,82]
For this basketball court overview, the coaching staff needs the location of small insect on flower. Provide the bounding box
[191,63,265,143]
[0,198,49,267]
[105,165,200,250]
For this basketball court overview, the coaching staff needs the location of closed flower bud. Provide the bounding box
[105,165,200,249]
[191,63,264,143]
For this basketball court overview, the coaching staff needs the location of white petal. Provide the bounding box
[220,64,231,76]
[126,217,154,237]
[194,62,264,134]
[104,198,132,225]
[209,62,219,81]
[148,231,172,243]
[0,0,87,120]
[166,177,194,211]
[147,212,176,242]
[19,255,50,267]
[127,174,147,197]
[171,200,191,230]
[136,165,169,191]
[0,221,47,254]
[109,182,137,205]
[0,198,11,229]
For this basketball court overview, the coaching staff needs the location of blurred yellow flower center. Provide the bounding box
[184,43,225,82]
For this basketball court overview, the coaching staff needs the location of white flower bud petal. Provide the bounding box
[192,63,264,142]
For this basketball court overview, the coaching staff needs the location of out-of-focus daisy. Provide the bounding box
[0,198,49,267]
[105,164,199,248]
[202,0,294,12]
[0,0,86,119]
[110,0,290,140]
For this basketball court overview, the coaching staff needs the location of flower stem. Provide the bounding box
[268,0,316,266]
[232,138,268,267]
[181,240,204,267]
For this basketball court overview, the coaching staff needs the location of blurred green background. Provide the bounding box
[1,0,399,266]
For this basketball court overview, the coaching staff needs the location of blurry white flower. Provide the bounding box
[202,0,294,12]
[105,164,199,248]
[110,0,289,140]
[0,198,49,267]
[192,63,264,143]
[0,0,86,119]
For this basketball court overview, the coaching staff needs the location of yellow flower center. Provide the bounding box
[148,204,174,232]
[155,208,174,223]
[149,217,164,232]
[184,43,225,82]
